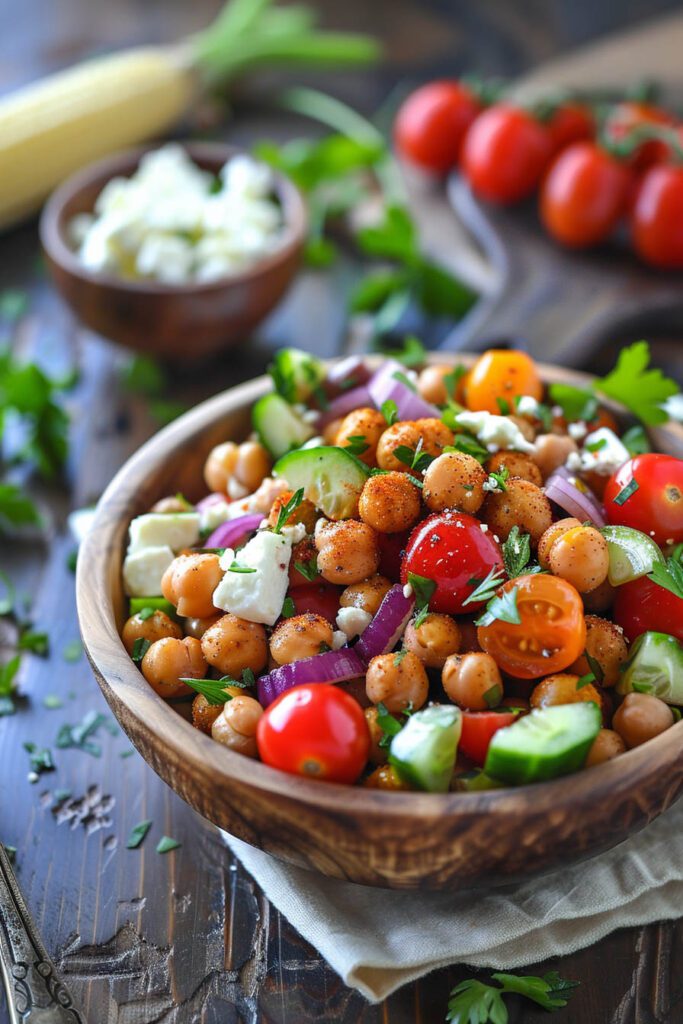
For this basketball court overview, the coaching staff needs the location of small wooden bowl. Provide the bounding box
[39,143,306,361]
[77,356,683,890]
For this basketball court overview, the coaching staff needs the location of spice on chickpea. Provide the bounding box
[315,519,380,584]
[365,651,429,713]
[358,472,421,533]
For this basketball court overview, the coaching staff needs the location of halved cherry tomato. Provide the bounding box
[477,574,586,679]
[604,101,674,172]
[394,80,482,174]
[288,583,340,624]
[465,349,542,413]
[461,104,552,203]
[256,684,370,783]
[632,165,683,269]
[614,576,683,643]
[604,454,683,545]
[459,710,519,766]
[547,102,594,153]
[401,511,503,615]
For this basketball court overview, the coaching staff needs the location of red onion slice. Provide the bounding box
[325,356,371,393]
[545,472,606,527]
[205,513,263,550]
[367,360,439,422]
[257,648,366,707]
[196,492,226,512]
[355,584,415,665]
[316,385,373,429]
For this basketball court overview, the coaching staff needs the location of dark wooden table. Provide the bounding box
[2,2,683,1022]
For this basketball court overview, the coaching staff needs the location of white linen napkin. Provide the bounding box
[222,798,683,1003]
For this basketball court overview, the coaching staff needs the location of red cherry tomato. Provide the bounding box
[377,529,411,582]
[394,80,482,174]
[546,102,594,153]
[400,511,503,615]
[461,104,552,203]
[288,583,340,624]
[632,165,683,269]
[604,454,683,545]
[459,710,519,766]
[604,101,674,172]
[614,576,683,643]
[256,684,370,783]
[540,142,632,247]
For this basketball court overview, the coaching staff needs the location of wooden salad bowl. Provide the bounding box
[77,356,683,890]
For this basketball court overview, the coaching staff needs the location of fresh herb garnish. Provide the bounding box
[632,680,654,694]
[242,668,256,689]
[446,435,489,465]
[463,566,507,607]
[447,970,579,1023]
[126,819,153,850]
[548,383,599,422]
[56,710,114,757]
[23,742,55,777]
[294,555,318,582]
[17,628,49,655]
[648,557,683,600]
[0,483,40,532]
[393,647,408,666]
[585,650,605,684]
[502,526,533,579]
[576,672,596,689]
[375,701,403,748]
[374,335,426,368]
[343,434,370,457]
[0,655,20,716]
[393,437,434,473]
[483,683,503,708]
[407,572,436,628]
[612,478,640,506]
[156,835,182,854]
[585,438,607,453]
[281,596,296,618]
[43,695,64,709]
[138,607,156,621]
[475,586,521,627]
[178,676,237,705]
[273,487,304,534]
[486,466,509,493]
[228,562,257,573]
[131,638,151,663]
[496,397,511,415]
[381,399,398,426]
[621,424,651,455]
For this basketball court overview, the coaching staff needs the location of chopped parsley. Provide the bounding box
[156,835,182,854]
[242,668,256,688]
[393,437,434,473]
[178,676,237,705]
[475,586,521,628]
[447,970,579,1022]
[496,397,511,415]
[393,647,408,666]
[483,683,503,708]
[584,650,605,684]
[443,365,467,400]
[126,820,153,850]
[62,639,83,663]
[56,710,115,757]
[281,596,296,618]
[585,438,607,453]
[612,478,640,506]
[375,701,403,748]
[23,742,55,777]
[463,566,506,607]
[138,607,156,621]
[294,555,318,582]
[392,369,418,393]
[273,487,304,534]
[377,335,426,368]
[621,424,651,456]
[446,434,489,465]
[227,562,257,573]
[131,637,151,663]
[485,465,509,493]
[0,655,20,716]
[381,399,398,426]
[576,672,596,690]
[502,527,533,579]
[648,557,683,601]
[343,434,370,457]
[408,571,436,627]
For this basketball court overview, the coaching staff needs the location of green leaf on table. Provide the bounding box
[43,695,64,709]
[356,204,416,262]
[0,655,20,697]
[0,484,40,532]
[0,570,16,616]
[19,629,49,656]
[156,835,182,854]
[63,639,83,663]
[350,270,410,314]
[412,258,477,319]
[23,742,55,777]
[0,289,29,321]
[121,354,165,397]
[126,819,153,850]
[56,710,113,757]
[447,970,579,1023]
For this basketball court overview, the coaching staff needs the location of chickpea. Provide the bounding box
[363,764,412,790]
[141,636,206,700]
[487,451,542,487]
[582,577,616,614]
[569,615,629,688]
[418,364,463,405]
[538,518,582,570]
[376,422,422,472]
[358,472,421,533]
[340,575,392,615]
[612,693,674,749]
[414,418,454,457]
[364,706,389,764]
[267,489,317,533]
[183,614,222,640]
[335,408,387,467]
[211,695,263,757]
[533,434,579,479]
[365,651,429,713]
[269,613,334,665]
[289,538,319,587]
[481,478,553,544]
[530,673,604,714]
[203,440,271,494]
[234,441,272,493]
[322,417,344,445]
[192,685,246,734]
[201,614,268,676]
[404,613,461,669]
[586,728,626,767]
[315,520,380,585]
[161,553,223,619]
[423,451,487,514]
[442,653,503,710]
[122,610,182,655]
[151,495,193,514]
[548,525,610,593]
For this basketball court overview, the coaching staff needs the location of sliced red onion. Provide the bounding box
[316,384,373,429]
[257,648,366,707]
[355,584,415,665]
[367,360,439,422]
[196,492,226,512]
[545,472,606,527]
[325,356,371,393]
[205,513,263,550]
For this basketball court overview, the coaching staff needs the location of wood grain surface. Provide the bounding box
[2,1,683,1021]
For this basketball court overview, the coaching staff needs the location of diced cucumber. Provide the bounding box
[389,705,461,793]
[617,631,683,705]
[270,348,326,403]
[484,703,601,785]
[273,446,369,520]
[252,393,315,459]
[600,525,663,586]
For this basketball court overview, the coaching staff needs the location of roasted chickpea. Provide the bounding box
[267,489,318,533]
[340,575,392,615]
[358,472,421,533]
[548,525,610,593]
[363,764,412,790]
[442,652,503,710]
[211,695,263,757]
[538,518,582,570]
[161,553,223,619]
[192,685,246,734]
[269,613,334,665]
[151,495,193,514]
[418,364,464,405]
[569,615,629,687]
[533,434,579,479]
[122,610,182,655]
[288,538,319,587]
[582,577,616,614]
[234,441,272,492]
[364,706,389,764]
[376,422,421,472]
[183,614,222,639]
[487,451,542,487]
[481,478,553,544]
[365,651,429,713]
[141,636,206,700]
[315,520,380,585]
[530,673,604,714]
[201,614,268,676]
[414,418,454,457]
[423,451,487,514]
[204,440,271,494]
[404,613,461,669]
[586,728,626,767]
[612,693,674,749]
[335,408,387,467]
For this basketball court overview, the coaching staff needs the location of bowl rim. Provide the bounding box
[77,354,683,824]
[39,140,308,295]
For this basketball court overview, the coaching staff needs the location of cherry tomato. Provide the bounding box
[256,684,370,783]
[632,165,683,269]
[604,101,674,172]
[288,583,340,624]
[540,142,632,248]
[465,349,542,413]
[547,102,594,153]
[459,710,519,766]
[461,104,552,203]
[400,511,503,615]
[614,576,683,643]
[604,454,683,545]
[477,574,586,679]
[394,80,482,174]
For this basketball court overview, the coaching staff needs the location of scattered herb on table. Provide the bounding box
[126,819,153,850]
[23,742,55,778]
[62,639,83,662]
[446,970,579,1023]
[56,710,115,757]
[0,655,20,716]
[43,695,64,710]
[156,835,182,854]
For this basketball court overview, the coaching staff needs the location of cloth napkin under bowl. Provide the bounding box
[222,798,683,1003]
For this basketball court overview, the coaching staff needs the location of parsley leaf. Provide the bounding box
[598,341,678,426]
[0,483,40,532]
[372,335,426,368]
[23,742,55,777]
[648,558,683,601]
[443,366,467,400]
[447,970,579,1023]
[273,488,304,534]
[445,435,489,465]
[463,566,506,607]
[227,562,257,573]
[475,586,521,627]
[375,701,403,748]
[343,434,370,457]
[294,555,318,582]
[576,672,596,689]
[407,571,436,627]
[621,424,651,456]
[393,438,434,473]
[502,527,532,579]
[585,650,605,684]
[156,835,181,854]
[486,466,509,493]
[126,819,153,850]
[281,596,296,618]
[381,399,398,426]
[548,383,598,422]
[178,676,238,705]
[131,638,151,663]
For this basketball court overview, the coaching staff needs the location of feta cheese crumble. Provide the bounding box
[454,410,535,454]
[212,530,292,626]
[336,607,372,640]
[123,511,200,596]
[568,421,588,441]
[515,395,541,418]
[663,393,683,422]
[567,427,630,476]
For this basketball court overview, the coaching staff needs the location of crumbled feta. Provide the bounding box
[332,630,348,650]
[663,393,683,422]
[516,395,541,418]
[336,607,372,640]
[223,477,290,520]
[402,583,414,599]
[123,545,174,596]
[482,475,503,494]
[568,421,588,441]
[301,435,324,450]
[213,530,292,625]
[227,478,249,501]
[281,522,307,544]
[198,500,233,534]
[128,513,200,554]
[570,427,631,476]
[454,410,535,454]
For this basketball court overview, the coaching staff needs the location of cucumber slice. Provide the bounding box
[252,394,315,459]
[273,446,369,520]
[270,348,326,403]
[389,705,461,793]
[617,630,683,704]
[600,525,664,585]
[484,703,601,785]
